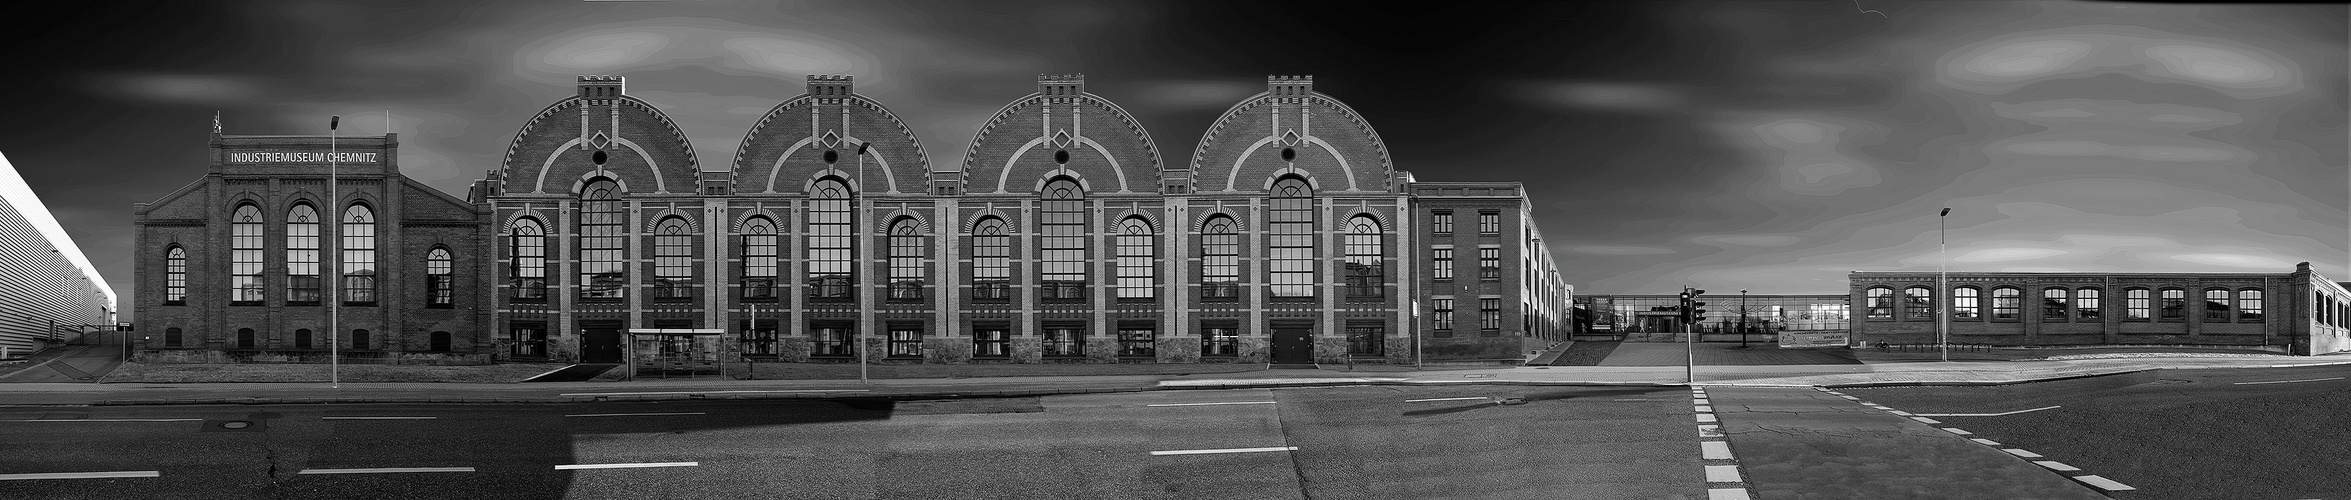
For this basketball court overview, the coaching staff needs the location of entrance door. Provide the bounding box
[1271,324,1314,364]
[580,321,623,363]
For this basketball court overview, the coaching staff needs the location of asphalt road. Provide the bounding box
[1844,364,2351,500]
[0,385,1706,499]
[0,346,123,383]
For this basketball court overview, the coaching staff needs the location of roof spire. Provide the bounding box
[211,111,222,134]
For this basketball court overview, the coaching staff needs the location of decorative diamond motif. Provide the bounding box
[818,130,842,149]
[1051,129,1073,148]
[1280,129,1301,146]
[588,132,610,150]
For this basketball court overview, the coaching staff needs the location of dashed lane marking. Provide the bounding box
[1914,406,2063,417]
[1402,397,1488,403]
[1911,417,1942,424]
[1970,438,2002,446]
[2072,475,2136,491]
[322,416,437,420]
[2003,449,2045,458]
[1149,447,1298,456]
[1700,441,1733,460]
[1708,488,1753,500]
[555,462,699,470]
[1942,428,1974,435]
[0,471,160,481]
[1695,405,1713,412]
[2232,377,2344,385]
[1696,414,1718,423]
[2034,461,2080,471]
[1703,465,1742,482]
[1699,424,1723,438]
[297,467,475,475]
[564,412,707,418]
[1147,401,1276,407]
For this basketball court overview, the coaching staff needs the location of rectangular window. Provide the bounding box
[2204,290,2231,322]
[164,248,188,305]
[1117,324,1155,357]
[2043,288,2069,320]
[1904,287,1933,320]
[1344,228,1383,300]
[1433,298,1455,332]
[1200,218,1240,302]
[1480,298,1502,331]
[888,227,926,302]
[654,227,695,300]
[971,222,1011,302]
[1952,288,1979,320]
[1478,211,1499,234]
[1115,229,1155,300]
[2158,289,2186,320]
[742,228,778,300]
[510,323,546,358]
[232,209,264,305]
[1432,210,1453,234]
[2077,288,2102,320]
[428,275,454,307]
[807,193,854,300]
[1040,197,1087,301]
[887,324,924,358]
[1268,193,1315,299]
[2123,289,2150,320]
[739,319,778,357]
[511,222,547,301]
[1345,321,1383,356]
[1865,288,1893,319]
[1478,248,1500,280]
[1991,288,2019,320]
[287,215,320,305]
[164,328,183,348]
[1042,323,1084,357]
[1200,323,1239,357]
[1433,248,1454,280]
[973,325,1010,358]
[2236,290,2262,321]
[811,323,855,357]
[295,329,313,350]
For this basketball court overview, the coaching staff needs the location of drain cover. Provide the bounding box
[220,421,251,429]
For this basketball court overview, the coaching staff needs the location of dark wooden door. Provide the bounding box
[581,322,622,363]
[1272,327,1314,364]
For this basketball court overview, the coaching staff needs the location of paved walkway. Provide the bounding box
[1596,343,1860,366]
[0,346,125,383]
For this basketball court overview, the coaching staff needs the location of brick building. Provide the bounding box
[135,73,1573,366]
[1848,263,2351,355]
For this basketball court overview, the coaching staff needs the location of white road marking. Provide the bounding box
[559,390,869,396]
[564,412,706,417]
[2003,449,2044,458]
[2072,475,2135,491]
[1403,397,1490,403]
[1149,446,1298,456]
[1700,441,1733,459]
[0,419,201,422]
[1617,398,1669,402]
[1698,425,1724,438]
[2232,377,2344,385]
[1943,428,1974,435]
[555,462,699,470]
[1708,488,1753,500]
[1695,405,1713,412]
[1703,465,1742,482]
[322,416,437,420]
[1691,398,1709,404]
[1911,417,1942,424]
[0,471,160,480]
[297,467,474,474]
[1915,406,2063,417]
[1696,414,1718,423]
[1970,438,2002,446]
[1147,401,1275,407]
[1887,411,1913,416]
[2034,461,2079,471]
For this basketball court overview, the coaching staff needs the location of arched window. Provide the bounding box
[1864,287,1893,319]
[236,328,256,349]
[2204,289,2231,322]
[2076,288,2102,320]
[887,218,926,301]
[164,246,188,305]
[970,217,1011,301]
[295,328,313,349]
[1902,286,1933,320]
[807,179,852,299]
[1039,178,1087,300]
[2123,288,2151,320]
[286,203,321,304]
[426,247,453,307]
[2042,288,2069,321]
[653,217,694,300]
[1343,215,1383,299]
[510,218,547,300]
[1268,177,1314,298]
[740,216,779,300]
[2237,289,2263,321]
[1951,287,1980,320]
[164,327,184,348]
[579,180,625,299]
[1200,215,1240,301]
[2158,288,2186,320]
[341,203,377,304]
[1114,217,1155,300]
[1990,287,2020,320]
[231,204,264,304]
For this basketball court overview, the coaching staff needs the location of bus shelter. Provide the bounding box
[624,328,725,379]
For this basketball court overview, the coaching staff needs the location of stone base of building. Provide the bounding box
[132,349,493,365]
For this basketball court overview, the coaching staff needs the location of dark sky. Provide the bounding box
[2,1,2344,321]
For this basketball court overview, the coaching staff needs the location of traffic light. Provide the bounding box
[1678,289,1695,324]
[1690,288,1709,324]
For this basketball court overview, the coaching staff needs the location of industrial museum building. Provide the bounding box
[132,74,1575,367]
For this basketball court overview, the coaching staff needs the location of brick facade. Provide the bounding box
[1848,262,2351,355]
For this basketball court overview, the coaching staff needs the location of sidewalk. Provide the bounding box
[1,354,2345,407]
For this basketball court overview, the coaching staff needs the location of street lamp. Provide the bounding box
[1738,289,1749,348]
[1938,207,1951,362]
[329,115,341,388]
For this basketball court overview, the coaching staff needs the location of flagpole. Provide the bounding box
[329,115,340,389]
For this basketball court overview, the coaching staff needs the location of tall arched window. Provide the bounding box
[740,216,778,300]
[2204,289,2231,322]
[1951,287,1980,320]
[2237,289,2263,321]
[341,203,377,304]
[2123,288,2151,320]
[653,217,693,299]
[510,218,547,300]
[286,204,320,304]
[1114,217,1155,300]
[1343,215,1383,300]
[1039,178,1086,300]
[807,179,852,299]
[164,246,188,305]
[1200,215,1239,301]
[970,217,1010,300]
[1268,177,1314,299]
[887,218,926,301]
[426,247,453,307]
[2042,288,2069,321]
[230,204,264,304]
[1864,287,1893,319]
[2076,288,2102,320]
[1990,287,2020,320]
[2158,288,2186,320]
[1902,286,1933,320]
[579,180,625,299]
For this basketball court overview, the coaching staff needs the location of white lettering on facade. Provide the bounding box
[226,151,381,163]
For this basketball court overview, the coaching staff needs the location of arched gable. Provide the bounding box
[496,76,701,196]
[964,74,1163,195]
[1191,76,1394,194]
[734,76,933,195]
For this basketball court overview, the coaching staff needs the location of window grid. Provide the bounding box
[971,218,1010,301]
[1431,211,1452,234]
[1433,298,1454,331]
[1268,178,1314,298]
[286,204,320,304]
[1117,327,1155,357]
[1343,216,1383,299]
[1040,180,1087,300]
[653,218,694,300]
[1951,287,1980,320]
[888,219,925,301]
[1864,287,1893,319]
[1433,248,1453,280]
[2043,288,2069,320]
[739,319,777,356]
[231,205,263,304]
[2077,288,2103,320]
[1042,323,1083,357]
[811,324,854,356]
[426,248,453,307]
[580,180,625,299]
[1200,325,1238,357]
[2124,288,2150,320]
[1345,322,1383,356]
[741,217,778,300]
[341,204,376,304]
[1903,287,1933,320]
[1990,287,2020,320]
[2204,289,2232,322]
[1115,218,1155,299]
[888,325,923,357]
[1480,298,1502,330]
[1478,248,1500,280]
[510,219,547,300]
[1200,216,1239,301]
[2158,288,2186,320]
[972,326,1010,358]
[807,180,853,299]
[2237,290,2263,321]
[164,247,187,304]
[1478,211,1499,234]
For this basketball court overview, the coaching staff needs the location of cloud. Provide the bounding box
[1131,81,1259,108]
[108,75,263,104]
[1570,246,1676,255]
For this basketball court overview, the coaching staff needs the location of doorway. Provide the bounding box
[580,321,623,363]
[1271,322,1314,364]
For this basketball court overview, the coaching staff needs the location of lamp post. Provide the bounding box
[1738,289,1749,348]
[1938,207,1950,362]
[856,142,870,385]
[329,115,340,388]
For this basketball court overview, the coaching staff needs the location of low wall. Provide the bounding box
[133,349,493,365]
